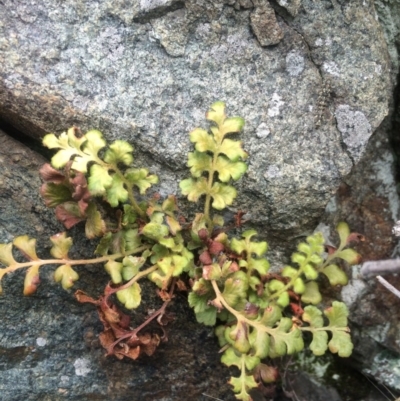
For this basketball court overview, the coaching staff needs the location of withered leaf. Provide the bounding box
[55,202,85,229]
[99,329,115,350]
[123,345,141,360]
[325,245,337,256]
[347,232,365,243]
[75,290,98,305]
[103,304,122,324]
[71,173,91,214]
[176,279,188,291]
[76,284,167,362]
[139,333,161,356]
[199,250,213,265]
[157,289,172,302]
[208,240,224,255]
[39,163,66,183]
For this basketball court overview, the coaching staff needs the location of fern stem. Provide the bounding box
[299,326,350,334]
[204,152,219,231]
[1,245,150,275]
[204,126,225,230]
[113,165,146,218]
[211,280,273,335]
[267,255,313,302]
[106,264,158,295]
[239,354,249,396]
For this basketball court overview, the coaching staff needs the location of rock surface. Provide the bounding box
[317,119,400,394]
[0,0,391,246]
[312,0,400,387]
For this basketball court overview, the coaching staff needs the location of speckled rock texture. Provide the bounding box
[0,0,391,249]
[316,120,400,395]
[313,0,400,392]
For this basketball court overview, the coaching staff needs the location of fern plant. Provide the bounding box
[0,102,361,400]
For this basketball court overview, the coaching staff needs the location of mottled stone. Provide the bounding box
[235,0,254,9]
[307,1,400,378]
[277,0,301,17]
[319,122,400,393]
[151,8,189,57]
[335,105,372,163]
[107,0,185,24]
[286,50,305,77]
[0,0,391,249]
[250,0,284,46]
[374,0,400,81]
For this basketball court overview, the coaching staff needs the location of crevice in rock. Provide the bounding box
[132,0,185,23]
[389,43,400,185]
[338,138,356,167]
[0,118,51,160]
[271,1,320,78]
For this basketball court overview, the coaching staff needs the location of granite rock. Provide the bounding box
[308,0,400,388]
[250,0,284,46]
[0,0,391,250]
[317,115,400,394]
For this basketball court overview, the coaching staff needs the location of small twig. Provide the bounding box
[201,393,224,401]
[376,275,400,300]
[361,259,400,278]
[361,371,399,401]
[108,278,177,351]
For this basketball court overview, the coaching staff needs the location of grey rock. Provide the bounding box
[374,0,400,82]
[335,105,372,163]
[318,119,400,394]
[250,0,284,46]
[106,0,185,24]
[235,0,254,9]
[151,8,189,57]
[276,0,301,17]
[308,0,400,378]
[0,0,391,249]
[286,50,305,77]
[135,0,185,21]
[283,371,342,401]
